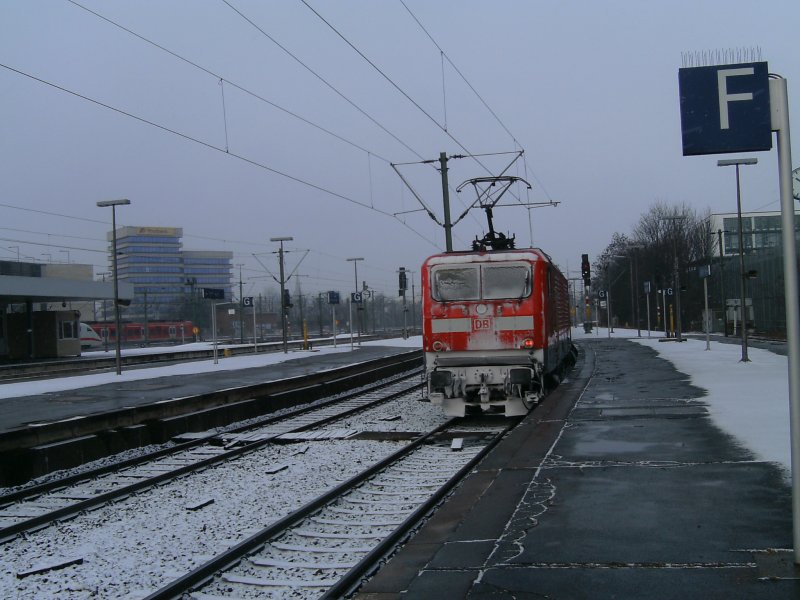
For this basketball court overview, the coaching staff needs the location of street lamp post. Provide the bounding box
[97,198,130,375]
[347,258,364,350]
[613,251,642,337]
[718,157,758,362]
[270,237,293,354]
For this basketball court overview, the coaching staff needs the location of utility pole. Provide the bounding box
[439,152,453,252]
[237,263,244,344]
[632,250,641,337]
[674,249,682,341]
[186,277,197,326]
[347,257,364,349]
[317,293,324,337]
[270,236,293,353]
[410,271,417,334]
[661,216,685,342]
[143,290,149,346]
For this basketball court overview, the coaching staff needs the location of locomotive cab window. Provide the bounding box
[482,265,531,300]
[431,263,531,301]
[431,266,480,301]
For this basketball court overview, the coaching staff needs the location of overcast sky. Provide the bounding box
[1,1,798,299]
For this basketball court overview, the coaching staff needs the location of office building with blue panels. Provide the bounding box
[106,226,233,321]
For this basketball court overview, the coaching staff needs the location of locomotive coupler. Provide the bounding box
[478,373,490,403]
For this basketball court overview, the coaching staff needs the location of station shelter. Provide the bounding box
[0,260,133,360]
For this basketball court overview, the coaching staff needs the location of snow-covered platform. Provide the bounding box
[0,340,421,437]
[357,335,800,598]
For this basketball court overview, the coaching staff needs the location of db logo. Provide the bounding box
[473,318,492,331]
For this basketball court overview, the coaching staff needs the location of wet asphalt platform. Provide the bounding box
[357,338,800,599]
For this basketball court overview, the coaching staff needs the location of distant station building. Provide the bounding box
[708,210,800,257]
[702,210,800,337]
[0,260,132,360]
[105,226,233,321]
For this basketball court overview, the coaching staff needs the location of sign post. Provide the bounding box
[328,291,340,348]
[243,297,256,353]
[772,75,800,564]
[699,265,712,350]
[680,61,800,563]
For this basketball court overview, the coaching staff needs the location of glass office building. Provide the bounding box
[700,211,800,337]
[106,226,232,321]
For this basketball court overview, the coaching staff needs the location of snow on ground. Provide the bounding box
[0,439,407,598]
[0,336,422,400]
[572,326,792,477]
[6,327,791,477]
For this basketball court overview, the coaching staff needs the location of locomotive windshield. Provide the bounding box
[431,263,531,301]
[432,267,479,301]
[482,265,531,299]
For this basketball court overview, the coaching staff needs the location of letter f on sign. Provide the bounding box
[717,67,754,129]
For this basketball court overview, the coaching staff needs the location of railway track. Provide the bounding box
[144,417,517,600]
[0,372,421,543]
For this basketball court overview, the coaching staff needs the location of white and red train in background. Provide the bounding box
[422,248,574,417]
[81,321,194,348]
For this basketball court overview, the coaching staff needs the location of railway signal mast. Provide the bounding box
[581,254,592,333]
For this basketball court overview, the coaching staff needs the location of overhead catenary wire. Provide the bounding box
[214,0,480,234]
[0,237,106,254]
[219,0,480,236]
[219,0,426,162]
[0,204,279,253]
[0,201,108,225]
[298,1,466,151]
[397,1,559,217]
[65,0,395,164]
[0,62,439,250]
[399,0,520,146]
[219,78,230,153]
[64,0,447,249]
[299,0,534,218]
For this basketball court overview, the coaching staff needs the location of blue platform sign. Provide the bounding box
[679,62,771,156]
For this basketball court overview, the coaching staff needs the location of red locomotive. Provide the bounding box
[422,248,572,416]
[420,174,574,416]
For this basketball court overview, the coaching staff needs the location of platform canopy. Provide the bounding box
[0,275,133,304]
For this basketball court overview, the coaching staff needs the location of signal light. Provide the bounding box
[581,254,591,287]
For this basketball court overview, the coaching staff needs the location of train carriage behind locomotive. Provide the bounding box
[422,248,571,417]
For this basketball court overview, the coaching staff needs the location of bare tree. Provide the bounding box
[589,202,715,331]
